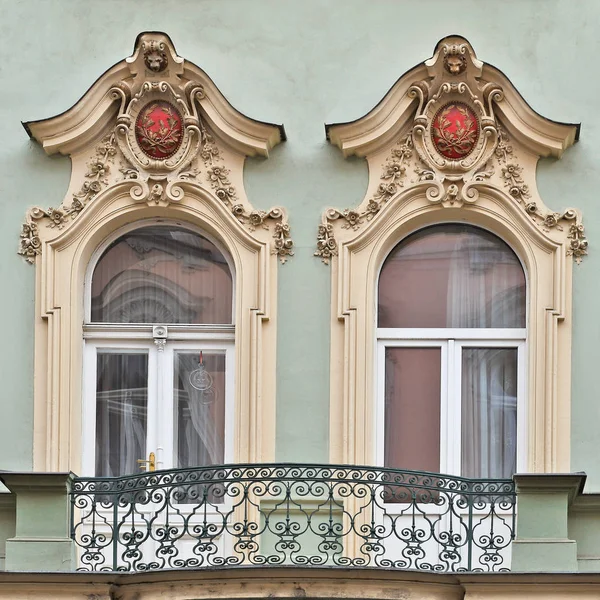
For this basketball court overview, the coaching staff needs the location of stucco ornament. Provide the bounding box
[318,35,586,264]
[443,44,467,76]
[19,32,293,264]
[431,102,479,159]
[143,40,168,73]
[135,101,183,159]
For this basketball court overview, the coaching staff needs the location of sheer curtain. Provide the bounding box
[461,348,518,478]
[446,229,525,328]
[174,353,225,468]
[95,353,148,477]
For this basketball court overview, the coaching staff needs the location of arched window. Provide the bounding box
[377,224,526,478]
[82,224,235,477]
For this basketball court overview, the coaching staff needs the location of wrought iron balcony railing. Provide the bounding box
[70,463,516,572]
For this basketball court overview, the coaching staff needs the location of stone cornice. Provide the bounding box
[513,472,587,504]
[0,472,75,493]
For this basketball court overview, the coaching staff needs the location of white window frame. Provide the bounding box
[82,335,235,477]
[375,328,527,478]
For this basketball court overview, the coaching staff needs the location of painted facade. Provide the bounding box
[1,0,600,597]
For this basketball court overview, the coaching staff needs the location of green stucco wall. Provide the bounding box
[1,0,599,482]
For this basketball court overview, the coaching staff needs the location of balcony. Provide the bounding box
[69,464,516,572]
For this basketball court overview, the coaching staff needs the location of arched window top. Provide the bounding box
[90,225,233,324]
[378,224,526,329]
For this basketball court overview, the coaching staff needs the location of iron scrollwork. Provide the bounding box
[71,463,516,573]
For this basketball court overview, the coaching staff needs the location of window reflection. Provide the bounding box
[91,226,233,324]
[378,225,525,328]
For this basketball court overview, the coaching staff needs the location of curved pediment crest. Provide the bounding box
[318,35,586,265]
[19,32,293,264]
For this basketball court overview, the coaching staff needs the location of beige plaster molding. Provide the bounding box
[4,569,600,599]
[321,35,584,472]
[19,32,289,471]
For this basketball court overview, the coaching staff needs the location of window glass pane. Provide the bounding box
[95,352,148,477]
[385,347,441,472]
[91,226,233,324]
[173,351,226,468]
[378,225,526,328]
[461,347,518,479]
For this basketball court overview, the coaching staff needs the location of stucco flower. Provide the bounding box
[392,144,412,160]
[201,144,220,163]
[216,186,236,204]
[248,211,265,229]
[48,209,65,227]
[86,160,107,178]
[375,182,397,200]
[501,164,521,181]
[382,162,406,182]
[208,166,230,186]
[70,199,84,213]
[543,213,560,228]
[366,200,380,218]
[231,204,246,220]
[343,210,361,229]
[88,181,103,194]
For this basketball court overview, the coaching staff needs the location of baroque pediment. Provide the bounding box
[19,32,293,264]
[318,35,586,264]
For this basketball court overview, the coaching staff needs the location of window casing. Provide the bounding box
[376,224,527,478]
[23,33,287,473]
[323,35,581,475]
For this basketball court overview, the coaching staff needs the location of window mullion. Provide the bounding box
[145,343,160,472]
[448,339,462,476]
[224,345,236,463]
[517,341,527,472]
[439,341,450,474]
[159,341,176,472]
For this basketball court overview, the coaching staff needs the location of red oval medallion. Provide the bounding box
[135,101,183,160]
[431,102,479,160]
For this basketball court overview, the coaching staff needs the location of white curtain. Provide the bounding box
[94,352,225,477]
[461,348,518,479]
[95,353,148,477]
[174,353,225,468]
[446,231,524,328]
